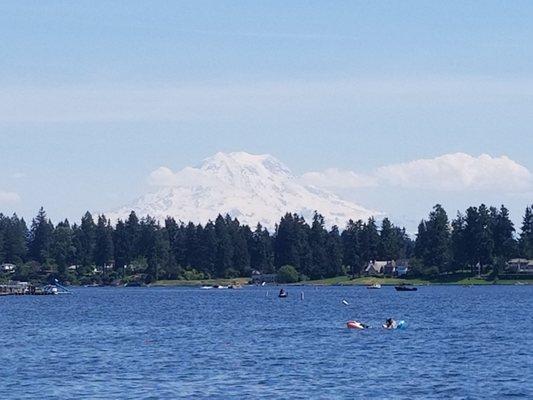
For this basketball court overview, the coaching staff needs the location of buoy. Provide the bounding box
[342,299,349,306]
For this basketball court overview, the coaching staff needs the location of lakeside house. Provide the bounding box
[507,259,533,274]
[250,270,277,284]
[395,260,410,277]
[365,260,409,277]
[365,261,389,276]
[1,263,16,273]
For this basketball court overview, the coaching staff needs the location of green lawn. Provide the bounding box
[153,277,249,287]
[302,275,531,286]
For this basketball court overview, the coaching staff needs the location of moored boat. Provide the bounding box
[394,285,417,291]
[367,283,381,289]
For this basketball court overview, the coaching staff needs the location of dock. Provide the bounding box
[0,281,64,296]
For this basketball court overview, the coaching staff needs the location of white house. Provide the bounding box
[1,263,16,273]
[365,261,388,275]
[507,259,533,274]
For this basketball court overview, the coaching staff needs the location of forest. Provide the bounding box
[0,203,532,285]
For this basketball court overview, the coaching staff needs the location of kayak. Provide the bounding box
[346,321,368,330]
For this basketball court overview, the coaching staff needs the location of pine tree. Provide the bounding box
[308,212,328,279]
[519,205,533,258]
[51,220,74,279]
[94,215,114,270]
[326,225,343,277]
[76,211,96,270]
[251,223,274,273]
[342,219,363,277]
[360,217,379,264]
[451,212,468,271]
[491,205,516,260]
[28,207,54,264]
[214,215,233,277]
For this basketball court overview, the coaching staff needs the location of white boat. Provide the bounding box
[367,283,381,289]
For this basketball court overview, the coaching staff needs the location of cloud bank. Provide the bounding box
[300,153,532,193]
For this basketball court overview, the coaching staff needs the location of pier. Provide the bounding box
[0,281,61,296]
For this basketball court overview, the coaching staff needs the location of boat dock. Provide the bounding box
[0,281,64,296]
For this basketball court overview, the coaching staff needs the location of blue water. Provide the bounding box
[1,285,532,399]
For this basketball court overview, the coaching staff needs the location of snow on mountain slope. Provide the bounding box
[108,152,378,230]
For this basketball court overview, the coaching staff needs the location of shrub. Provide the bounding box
[277,265,299,283]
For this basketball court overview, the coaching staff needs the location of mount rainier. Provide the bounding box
[108,152,377,230]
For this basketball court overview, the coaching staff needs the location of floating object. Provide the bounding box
[278,289,287,298]
[347,320,368,330]
[261,282,266,286]
[367,283,381,289]
[201,286,212,289]
[382,320,406,330]
[342,299,349,306]
[300,292,304,300]
[395,285,417,291]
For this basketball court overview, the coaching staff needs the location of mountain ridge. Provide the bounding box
[108,152,378,229]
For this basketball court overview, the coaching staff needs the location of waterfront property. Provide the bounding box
[365,260,409,277]
[507,259,533,274]
[250,270,277,284]
[1,263,16,273]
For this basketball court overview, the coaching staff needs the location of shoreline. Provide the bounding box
[151,276,531,287]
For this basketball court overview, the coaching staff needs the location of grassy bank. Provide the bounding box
[302,275,531,286]
[153,277,249,287]
[153,275,531,287]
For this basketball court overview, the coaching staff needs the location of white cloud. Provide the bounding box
[0,191,21,204]
[376,153,532,191]
[301,168,377,189]
[303,153,532,193]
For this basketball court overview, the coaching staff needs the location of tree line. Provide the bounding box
[0,203,532,284]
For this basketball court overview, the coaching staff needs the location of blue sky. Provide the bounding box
[0,1,532,229]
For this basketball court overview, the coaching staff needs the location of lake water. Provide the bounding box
[1,285,531,399]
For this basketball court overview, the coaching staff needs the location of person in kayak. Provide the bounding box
[383,318,396,329]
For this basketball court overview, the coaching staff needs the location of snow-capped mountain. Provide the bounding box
[108,152,378,230]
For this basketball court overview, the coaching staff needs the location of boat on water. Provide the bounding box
[395,285,417,292]
[367,283,381,289]
[228,284,243,289]
[278,288,288,298]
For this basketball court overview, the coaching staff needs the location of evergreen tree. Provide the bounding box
[519,205,533,258]
[360,217,379,263]
[414,205,450,272]
[214,215,233,277]
[325,225,343,277]
[94,215,115,270]
[451,212,468,271]
[491,205,516,260]
[308,212,328,279]
[3,214,28,264]
[51,220,74,279]
[251,224,274,273]
[342,219,363,276]
[76,211,96,270]
[28,207,54,264]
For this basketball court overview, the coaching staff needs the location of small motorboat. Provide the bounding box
[367,283,381,289]
[278,289,288,298]
[395,285,417,291]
